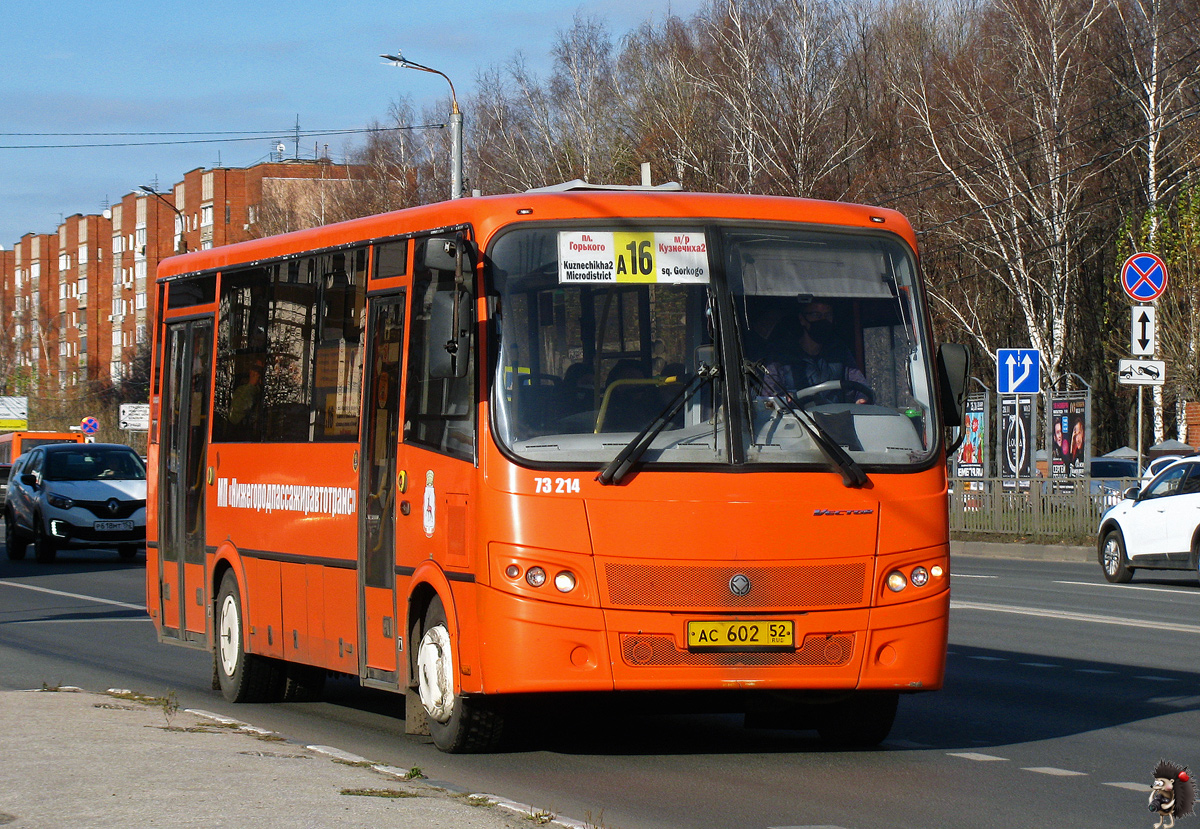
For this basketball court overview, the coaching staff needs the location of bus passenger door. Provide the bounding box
[158,318,213,643]
[359,293,405,687]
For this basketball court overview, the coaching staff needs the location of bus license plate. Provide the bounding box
[94,520,133,532]
[686,620,794,651]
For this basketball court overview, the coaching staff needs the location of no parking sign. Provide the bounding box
[1121,252,1168,302]
[80,416,99,436]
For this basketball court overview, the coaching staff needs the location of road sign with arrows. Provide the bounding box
[996,348,1040,394]
[1131,305,1156,356]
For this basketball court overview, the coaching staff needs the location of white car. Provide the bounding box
[1142,455,1183,483]
[1097,456,1198,583]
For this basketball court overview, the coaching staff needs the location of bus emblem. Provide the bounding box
[729,574,751,596]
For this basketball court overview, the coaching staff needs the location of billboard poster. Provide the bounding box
[1049,397,1087,478]
[1000,396,1034,487]
[957,395,986,478]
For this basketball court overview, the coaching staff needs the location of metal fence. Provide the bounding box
[949,477,1139,538]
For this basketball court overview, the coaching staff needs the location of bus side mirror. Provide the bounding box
[937,343,970,426]
[430,289,472,379]
[423,235,470,272]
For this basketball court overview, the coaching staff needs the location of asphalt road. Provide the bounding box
[1,545,1197,829]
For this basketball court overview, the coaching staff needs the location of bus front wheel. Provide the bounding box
[215,571,283,703]
[416,598,504,753]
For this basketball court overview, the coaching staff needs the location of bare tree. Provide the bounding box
[885,0,1109,387]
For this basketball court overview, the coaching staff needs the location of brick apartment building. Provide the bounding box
[1,159,353,393]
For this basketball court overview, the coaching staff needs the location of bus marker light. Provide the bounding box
[505,564,521,579]
[886,571,907,592]
[930,565,944,579]
[554,571,576,593]
[910,567,929,587]
[526,567,547,587]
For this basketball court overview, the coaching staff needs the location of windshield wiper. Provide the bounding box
[595,366,717,486]
[744,362,869,489]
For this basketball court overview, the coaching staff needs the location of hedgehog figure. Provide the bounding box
[1150,760,1195,829]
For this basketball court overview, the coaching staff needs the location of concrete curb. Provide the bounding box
[951,540,1094,563]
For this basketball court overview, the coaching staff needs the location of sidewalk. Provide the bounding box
[0,687,552,829]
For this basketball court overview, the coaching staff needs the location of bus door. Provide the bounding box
[359,293,406,687]
[158,317,213,643]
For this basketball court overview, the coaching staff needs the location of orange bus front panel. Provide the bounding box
[603,606,871,692]
[860,590,950,691]
[473,586,613,694]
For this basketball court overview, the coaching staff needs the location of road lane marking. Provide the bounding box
[951,574,998,578]
[1054,580,1200,596]
[0,580,143,610]
[1023,767,1086,776]
[1105,782,1149,792]
[950,600,1200,634]
[949,752,1008,761]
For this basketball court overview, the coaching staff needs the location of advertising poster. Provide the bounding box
[1000,396,1034,487]
[957,395,986,478]
[1049,397,1087,478]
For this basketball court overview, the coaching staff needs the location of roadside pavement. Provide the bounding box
[0,686,559,829]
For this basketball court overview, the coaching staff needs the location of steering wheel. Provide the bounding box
[790,379,875,405]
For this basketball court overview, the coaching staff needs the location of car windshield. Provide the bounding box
[44,449,146,481]
[489,223,937,469]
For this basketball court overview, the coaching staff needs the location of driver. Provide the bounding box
[765,300,870,404]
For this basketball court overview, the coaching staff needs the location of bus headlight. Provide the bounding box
[526,566,547,588]
[554,571,576,593]
[886,570,907,592]
[910,566,929,587]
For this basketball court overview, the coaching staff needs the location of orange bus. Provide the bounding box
[146,185,968,752]
[0,431,87,463]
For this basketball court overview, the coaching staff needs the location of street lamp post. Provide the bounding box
[138,186,187,254]
[380,51,463,200]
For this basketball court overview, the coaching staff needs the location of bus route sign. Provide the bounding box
[1120,252,1168,302]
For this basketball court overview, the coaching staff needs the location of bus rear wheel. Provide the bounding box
[215,571,284,703]
[815,691,899,748]
[416,598,504,753]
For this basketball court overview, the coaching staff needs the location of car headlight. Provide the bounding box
[47,493,74,509]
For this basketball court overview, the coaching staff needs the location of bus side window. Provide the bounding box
[404,236,475,462]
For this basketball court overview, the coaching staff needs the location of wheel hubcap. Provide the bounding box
[219,594,240,676]
[417,624,455,723]
[1103,540,1119,574]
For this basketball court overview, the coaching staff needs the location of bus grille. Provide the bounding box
[620,633,855,667]
[603,562,867,609]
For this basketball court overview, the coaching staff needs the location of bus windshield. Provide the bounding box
[489,223,936,470]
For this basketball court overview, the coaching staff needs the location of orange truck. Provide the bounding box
[146,185,969,752]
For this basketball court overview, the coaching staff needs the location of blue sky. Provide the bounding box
[0,0,705,248]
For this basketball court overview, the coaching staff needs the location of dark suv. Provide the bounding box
[5,443,146,563]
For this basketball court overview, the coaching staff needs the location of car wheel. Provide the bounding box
[33,519,57,563]
[417,597,504,753]
[5,512,27,560]
[816,691,899,748]
[215,571,284,703]
[1100,529,1133,584]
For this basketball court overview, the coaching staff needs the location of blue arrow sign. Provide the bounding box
[996,348,1040,394]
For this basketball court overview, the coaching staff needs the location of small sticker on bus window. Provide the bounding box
[557,231,709,285]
